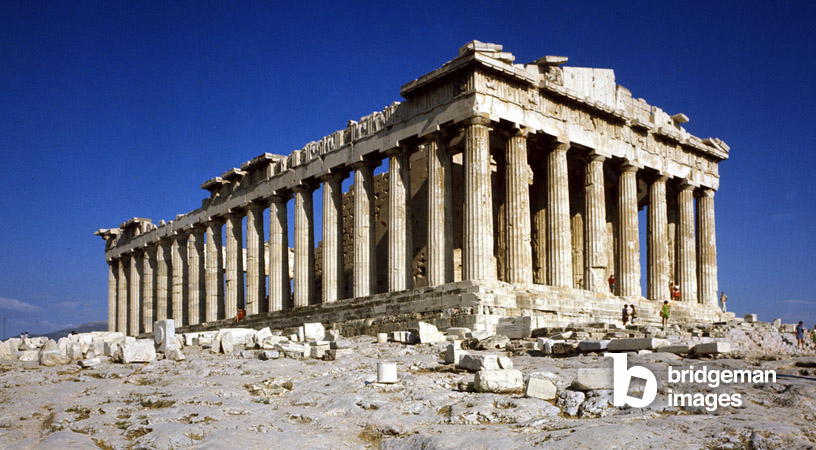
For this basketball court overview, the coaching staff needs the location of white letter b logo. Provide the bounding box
[604,353,657,408]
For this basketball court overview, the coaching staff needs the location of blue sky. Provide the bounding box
[1,2,814,336]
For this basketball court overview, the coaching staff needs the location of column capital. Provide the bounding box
[587,152,606,163]
[384,146,409,157]
[619,163,639,174]
[246,200,267,212]
[698,187,716,198]
[496,124,530,140]
[350,159,381,171]
[292,181,317,194]
[268,189,292,203]
[460,114,491,127]
[678,179,697,191]
[319,169,347,182]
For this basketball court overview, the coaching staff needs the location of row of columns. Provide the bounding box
[106,119,719,334]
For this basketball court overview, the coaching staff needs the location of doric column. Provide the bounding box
[387,148,411,291]
[546,140,573,287]
[505,129,533,284]
[245,202,266,315]
[463,117,495,281]
[352,161,376,296]
[697,188,718,306]
[224,211,244,318]
[141,245,155,333]
[171,232,188,325]
[322,173,344,303]
[156,239,171,321]
[294,185,315,307]
[677,183,697,303]
[617,164,640,297]
[117,256,127,332]
[584,154,607,292]
[128,251,142,336]
[107,260,117,332]
[532,159,547,284]
[426,134,453,286]
[187,226,205,325]
[268,194,290,311]
[205,219,224,322]
[648,175,670,301]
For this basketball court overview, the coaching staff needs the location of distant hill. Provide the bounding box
[43,321,108,341]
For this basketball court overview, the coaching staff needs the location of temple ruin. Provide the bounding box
[96,41,730,337]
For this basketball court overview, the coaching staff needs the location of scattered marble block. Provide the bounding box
[302,323,325,341]
[220,332,234,354]
[692,341,731,355]
[0,341,13,360]
[475,335,510,350]
[166,347,186,361]
[552,342,578,355]
[744,314,758,323]
[444,344,467,365]
[772,318,782,328]
[252,328,273,346]
[392,331,418,344]
[572,368,614,391]
[457,353,500,372]
[115,340,156,363]
[78,357,101,368]
[67,343,83,361]
[154,319,175,353]
[324,348,352,361]
[474,369,523,393]
[497,356,513,369]
[259,350,280,360]
[495,316,538,339]
[331,340,351,350]
[310,344,330,359]
[39,350,70,366]
[557,390,586,417]
[526,377,557,400]
[549,331,573,340]
[324,329,342,341]
[606,338,659,352]
[467,331,491,340]
[415,322,446,344]
[445,327,471,340]
[657,344,692,354]
[578,340,610,352]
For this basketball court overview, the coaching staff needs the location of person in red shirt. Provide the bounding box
[608,275,616,293]
[234,308,245,323]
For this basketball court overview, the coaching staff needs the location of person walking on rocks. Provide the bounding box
[622,304,630,326]
[720,291,728,312]
[661,301,671,327]
[795,321,806,350]
[630,305,638,325]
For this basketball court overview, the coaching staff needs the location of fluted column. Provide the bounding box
[546,140,572,287]
[171,233,188,325]
[294,185,315,307]
[584,154,607,292]
[532,159,547,284]
[156,239,171,321]
[245,202,266,315]
[505,129,533,283]
[128,251,142,335]
[426,134,453,286]
[141,245,155,333]
[322,173,344,303]
[268,195,291,311]
[188,226,205,325]
[677,183,697,303]
[353,161,376,296]
[463,117,495,281]
[205,219,224,322]
[117,256,128,333]
[697,188,718,306]
[107,261,117,332]
[617,164,640,297]
[387,148,411,291]
[225,212,244,318]
[648,175,670,301]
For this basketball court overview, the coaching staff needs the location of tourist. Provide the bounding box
[812,325,816,347]
[720,291,728,311]
[24,331,29,339]
[19,332,24,340]
[234,308,245,323]
[661,301,671,327]
[622,304,629,326]
[671,283,681,301]
[608,275,616,292]
[630,305,638,324]
[795,321,806,350]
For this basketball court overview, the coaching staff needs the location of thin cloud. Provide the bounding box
[778,299,813,305]
[55,301,81,309]
[0,297,44,313]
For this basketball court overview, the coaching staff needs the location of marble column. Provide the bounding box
[322,173,344,303]
[117,256,128,333]
[129,251,142,335]
[647,175,670,301]
[546,140,573,287]
[426,134,453,286]
[353,161,375,297]
[294,185,315,307]
[188,226,205,325]
[225,212,244,318]
[156,239,172,321]
[532,159,547,284]
[463,117,495,281]
[677,183,697,303]
[205,219,224,322]
[268,195,291,311]
[584,154,607,292]
[107,260,117,332]
[387,148,411,291]
[617,164,640,297]
[245,202,266,315]
[697,188,718,306]
[171,233,188,325]
[505,129,533,284]
[141,245,155,334]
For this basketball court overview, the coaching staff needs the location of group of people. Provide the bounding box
[18,331,30,340]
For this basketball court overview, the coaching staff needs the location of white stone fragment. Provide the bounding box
[572,368,614,391]
[526,377,557,400]
[444,344,467,365]
[744,314,758,323]
[377,362,398,384]
[692,341,731,355]
[474,369,523,393]
[606,338,659,352]
[457,353,500,372]
[302,323,325,341]
[416,322,445,344]
[114,339,156,363]
[497,356,513,369]
[154,319,175,353]
[78,357,101,368]
[657,344,692,354]
[166,347,185,361]
[445,327,471,340]
[577,340,610,352]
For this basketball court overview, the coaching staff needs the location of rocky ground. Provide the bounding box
[1,320,815,449]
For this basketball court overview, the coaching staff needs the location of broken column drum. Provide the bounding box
[96,41,729,336]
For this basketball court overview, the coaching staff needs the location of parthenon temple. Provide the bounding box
[96,41,730,337]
